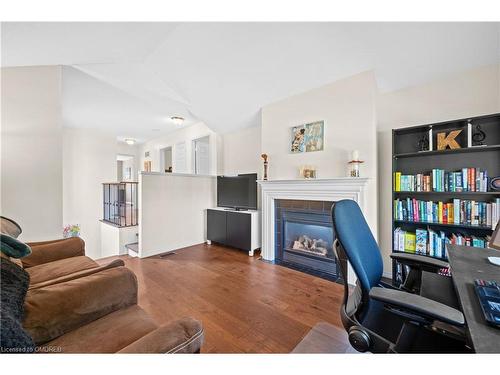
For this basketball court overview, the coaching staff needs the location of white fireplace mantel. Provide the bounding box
[257,177,369,262]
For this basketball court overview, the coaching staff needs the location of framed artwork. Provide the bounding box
[290,125,306,153]
[290,121,324,153]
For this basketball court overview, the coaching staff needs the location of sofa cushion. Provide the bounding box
[42,305,158,353]
[29,258,125,290]
[23,237,85,268]
[0,257,35,353]
[24,266,138,344]
[26,255,98,285]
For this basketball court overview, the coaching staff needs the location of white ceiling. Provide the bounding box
[2,22,500,142]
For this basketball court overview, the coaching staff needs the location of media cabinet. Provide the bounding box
[206,207,261,256]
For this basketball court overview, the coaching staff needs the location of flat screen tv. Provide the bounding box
[217,173,257,210]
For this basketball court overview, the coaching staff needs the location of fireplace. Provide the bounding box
[275,199,338,280]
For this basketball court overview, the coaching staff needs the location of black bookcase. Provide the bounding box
[392,113,500,285]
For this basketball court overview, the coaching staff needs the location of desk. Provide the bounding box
[447,244,500,353]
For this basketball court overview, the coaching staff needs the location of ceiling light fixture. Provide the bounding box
[171,116,185,125]
[124,138,136,145]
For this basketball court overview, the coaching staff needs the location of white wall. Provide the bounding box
[138,172,216,257]
[261,71,378,236]
[62,128,117,259]
[223,125,262,177]
[139,122,221,175]
[377,63,500,274]
[1,66,63,241]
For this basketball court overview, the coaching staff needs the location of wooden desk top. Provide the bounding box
[447,244,500,353]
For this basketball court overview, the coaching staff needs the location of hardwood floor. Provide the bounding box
[102,243,350,353]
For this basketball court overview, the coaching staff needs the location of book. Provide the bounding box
[415,229,427,255]
[404,233,416,253]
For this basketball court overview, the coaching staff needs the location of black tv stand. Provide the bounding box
[206,207,261,256]
[224,207,248,212]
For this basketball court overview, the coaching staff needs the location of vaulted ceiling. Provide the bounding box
[2,22,500,142]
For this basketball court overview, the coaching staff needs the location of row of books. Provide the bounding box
[393,227,489,259]
[393,198,500,229]
[393,168,489,192]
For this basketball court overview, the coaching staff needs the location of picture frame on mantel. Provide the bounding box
[290,121,324,153]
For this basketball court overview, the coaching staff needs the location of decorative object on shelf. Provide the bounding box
[63,224,80,238]
[143,160,152,172]
[472,124,486,146]
[261,153,269,180]
[417,134,429,151]
[348,150,364,177]
[299,165,317,179]
[290,121,324,153]
[490,176,500,191]
[437,129,462,150]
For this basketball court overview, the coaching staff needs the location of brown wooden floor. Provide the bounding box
[102,243,351,353]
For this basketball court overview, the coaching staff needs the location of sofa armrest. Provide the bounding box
[24,266,138,344]
[23,237,85,268]
[369,287,464,326]
[118,317,204,353]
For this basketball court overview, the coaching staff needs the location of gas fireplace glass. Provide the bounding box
[284,221,334,259]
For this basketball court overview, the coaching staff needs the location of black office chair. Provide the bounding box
[331,199,469,353]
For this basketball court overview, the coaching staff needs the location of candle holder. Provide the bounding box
[348,159,364,177]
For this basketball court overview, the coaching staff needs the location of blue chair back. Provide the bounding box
[332,199,383,292]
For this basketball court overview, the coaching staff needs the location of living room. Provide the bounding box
[1,1,500,373]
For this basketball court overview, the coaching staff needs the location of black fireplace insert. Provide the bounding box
[275,200,339,281]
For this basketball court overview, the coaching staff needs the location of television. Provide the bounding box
[217,173,257,210]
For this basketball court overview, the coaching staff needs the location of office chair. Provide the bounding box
[331,199,469,353]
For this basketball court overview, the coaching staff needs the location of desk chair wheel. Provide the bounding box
[348,326,371,352]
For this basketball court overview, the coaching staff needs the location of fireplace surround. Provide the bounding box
[257,178,369,285]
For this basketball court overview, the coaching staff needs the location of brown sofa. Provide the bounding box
[0,219,204,353]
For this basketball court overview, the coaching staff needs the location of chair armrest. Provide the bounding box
[24,266,137,344]
[23,237,85,268]
[369,287,465,326]
[390,252,448,270]
[118,317,204,353]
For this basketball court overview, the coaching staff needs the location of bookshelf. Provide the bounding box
[392,112,500,285]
